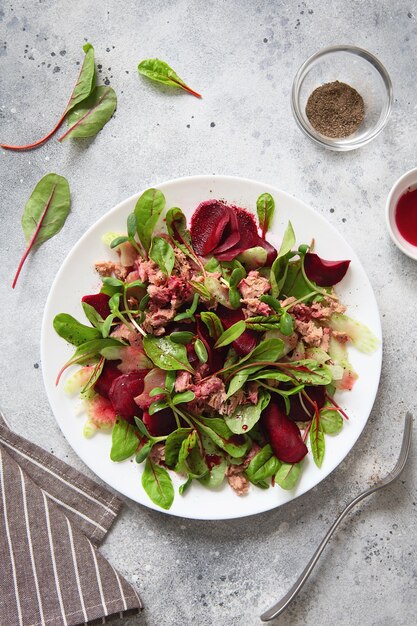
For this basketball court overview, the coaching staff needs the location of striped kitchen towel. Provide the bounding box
[0,410,142,626]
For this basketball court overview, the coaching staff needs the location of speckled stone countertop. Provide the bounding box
[1,1,416,624]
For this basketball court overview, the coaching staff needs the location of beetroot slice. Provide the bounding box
[211,207,240,254]
[142,408,177,437]
[304,253,350,287]
[262,401,308,463]
[288,386,326,422]
[190,200,231,255]
[82,292,111,319]
[94,361,122,399]
[217,306,257,356]
[108,371,147,422]
[215,207,260,261]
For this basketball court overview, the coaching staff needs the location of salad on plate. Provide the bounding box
[53,188,378,510]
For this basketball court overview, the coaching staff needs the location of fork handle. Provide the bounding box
[260,486,379,621]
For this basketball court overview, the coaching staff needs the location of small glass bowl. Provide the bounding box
[292,45,393,151]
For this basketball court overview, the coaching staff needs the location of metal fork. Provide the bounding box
[261,413,413,622]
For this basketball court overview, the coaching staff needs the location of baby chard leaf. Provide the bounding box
[143,335,194,373]
[277,221,296,258]
[110,418,139,462]
[200,311,224,341]
[134,188,166,253]
[320,406,343,435]
[142,457,174,510]
[310,411,325,467]
[214,320,246,348]
[164,428,193,467]
[149,236,175,276]
[58,85,117,141]
[53,313,101,346]
[275,461,303,490]
[138,58,201,98]
[224,389,270,435]
[194,338,208,363]
[257,193,275,238]
[1,43,95,151]
[13,173,71,288]
[194,417,250,458]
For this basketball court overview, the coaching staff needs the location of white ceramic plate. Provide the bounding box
[41,175,382,520]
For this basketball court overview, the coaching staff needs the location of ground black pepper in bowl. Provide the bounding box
[305,80,365,138]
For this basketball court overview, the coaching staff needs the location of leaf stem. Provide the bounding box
[122,288,146,337]
[170,77,202,98]
[12,184,56,288]
[57,87,111,142]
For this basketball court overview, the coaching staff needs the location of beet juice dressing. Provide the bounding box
[395,186,417,246]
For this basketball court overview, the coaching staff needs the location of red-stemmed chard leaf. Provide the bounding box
[58,85,117,141]
[1,44,95,151]
[138,59,202,98]
[12,173,71,288]
[256,192,275,238]
[262,400,308,463]
[217,306,257,356]
[304,252,350,286]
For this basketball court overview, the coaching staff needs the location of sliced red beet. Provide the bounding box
[262,401,308,463]
[82,292,111,319]
[142,408,177,437]
[190,200,231,255]
[108,371,147,422]
[304,253,350,287]
[94,361,122,399]
[288,386,326,422]
[215,207,260,261]
[217,306,257,356]
[211,207,240,254]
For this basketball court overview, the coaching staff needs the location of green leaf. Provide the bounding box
[229,287,241,309]
[190,281,211,299]
[179,476,192,495]
[320,407,343,435]
[257,193,275,236]
[275,461,303,490]
[136,442,152,464]
[229,266,246,288]
[57,337,124,383]
[127,212,137,240]
[64,43,96,115]
[199,435,226,488]
[164,428,193,467]
[60,86,117,140]
[284,360,333,385]
[247,369,293,383]
[138,58,201,98]
[277,221,296,258]
[165,370,176,394]
[20,173,71,250]
[246,444,273,481]
[110,235,129,248]
[236,338,286,369]
[214,320,246,348]
[148,399,169,415]
[149,236,175,276]
[171,391,195,405]
[200,311,224,340]
[270,254,291,298]
[134,188,166,253]
[224,389,270,434]
[170,331,194,344]
[134,416,152,439]
[279,311,294,336]
[282,260,317,301]
[176,430,198,471]
[143,335,194,373]
[194,417,250,458]
[260,295,281,313]
[53,313,101,346]
[149,386,166,397]
[310,412,325,468]
[142,458,174,510]
[250,455,281,484]
[194,338,208,363]
[110,419,139,462]
[81,302,104,330]
[174,293,200,322]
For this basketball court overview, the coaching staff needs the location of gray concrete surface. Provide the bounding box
[1,1,416,624]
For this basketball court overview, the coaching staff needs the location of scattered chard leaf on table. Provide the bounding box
[138,58,202,98]
[58,85,117,141]
[1,43,96,150]
[13,173,71,288]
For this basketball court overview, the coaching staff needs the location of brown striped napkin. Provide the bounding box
[0,410,142,626]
